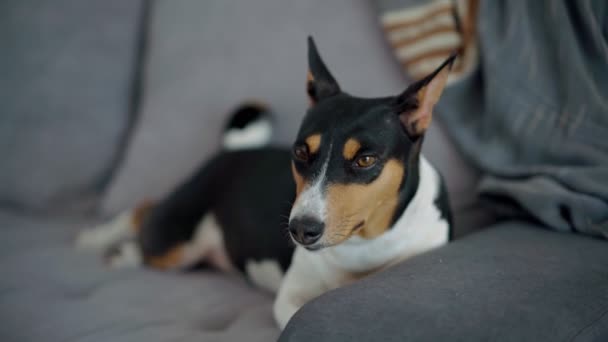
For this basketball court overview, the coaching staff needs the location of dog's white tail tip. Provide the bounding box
[222,102,274,150]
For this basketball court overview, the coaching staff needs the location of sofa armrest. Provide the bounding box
[279,222,608,341]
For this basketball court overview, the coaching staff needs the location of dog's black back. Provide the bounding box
[138,148,295,272]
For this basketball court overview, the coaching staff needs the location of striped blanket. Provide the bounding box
[377,0,478,82]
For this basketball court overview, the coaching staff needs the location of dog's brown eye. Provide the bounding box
[293,145,309,162]
[355,155,377,168]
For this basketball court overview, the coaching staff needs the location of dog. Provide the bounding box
[77,37,454,329]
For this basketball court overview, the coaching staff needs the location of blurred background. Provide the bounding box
[1,1,607,341]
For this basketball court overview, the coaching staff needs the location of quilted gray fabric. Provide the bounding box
[0,211,279,342]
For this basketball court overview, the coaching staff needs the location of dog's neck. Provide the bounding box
[316,155,449,273]
[392,138,423,227]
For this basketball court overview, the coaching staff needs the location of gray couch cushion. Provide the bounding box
[280,222,608,341]
[0,211,279,342]
[0,1,144,213]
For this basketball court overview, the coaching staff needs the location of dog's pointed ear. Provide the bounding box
[307,36,341,105]
[394,53,457,139]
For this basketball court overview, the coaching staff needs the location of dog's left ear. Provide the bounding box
[394,53,457,139]
[307,36,341,105]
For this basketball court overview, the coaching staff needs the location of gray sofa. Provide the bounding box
[2,1,607,341]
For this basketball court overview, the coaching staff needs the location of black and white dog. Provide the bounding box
[77,37,454,329]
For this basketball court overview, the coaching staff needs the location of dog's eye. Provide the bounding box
[355,155,377,168]
[293,145,309,162]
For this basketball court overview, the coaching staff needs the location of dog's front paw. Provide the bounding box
[75,226,115,251]
[75,211,134,251]
[273,294,302,330]
[103,241,143,269]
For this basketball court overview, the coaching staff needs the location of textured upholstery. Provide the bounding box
[0,0,144,213]
[281,222,608,342]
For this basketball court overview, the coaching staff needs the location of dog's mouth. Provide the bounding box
[303,244,323,251]
[351,220,365,233]
[299,220,366,251]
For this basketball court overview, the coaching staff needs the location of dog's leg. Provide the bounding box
[138,213,234,272]
[77,211,230,271]
[105,240,143,268]
[274,280,306,330]
[76,212,131,252]
[273,247,330,329]
[76,200,154,252]
[76,201,155,268]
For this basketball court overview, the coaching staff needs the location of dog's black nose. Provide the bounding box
[289,217,324,246]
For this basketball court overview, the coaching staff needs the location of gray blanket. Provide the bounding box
[376,0,608,238]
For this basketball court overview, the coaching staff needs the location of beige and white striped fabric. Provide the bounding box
[379,0,479,83]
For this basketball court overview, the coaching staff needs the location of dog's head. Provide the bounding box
[288,37,455,250]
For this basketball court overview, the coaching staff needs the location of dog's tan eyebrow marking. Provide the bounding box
[342,138,361,160]
[305,134,322,154]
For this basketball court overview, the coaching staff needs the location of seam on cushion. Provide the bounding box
[94,0,154,210]
[568,303,608,341]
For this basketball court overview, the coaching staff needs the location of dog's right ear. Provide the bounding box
[393,53,456,139]
[307,36,341,105]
